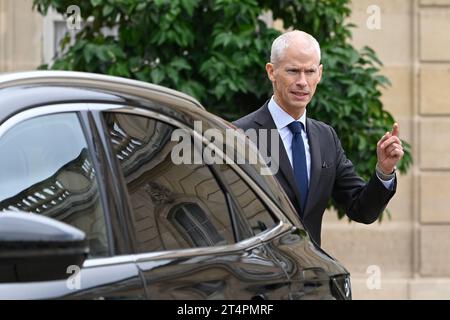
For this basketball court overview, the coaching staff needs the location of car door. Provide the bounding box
[96,109,291,300]
[0,105,145,299]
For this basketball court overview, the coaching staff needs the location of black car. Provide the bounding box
[0,71,351,300]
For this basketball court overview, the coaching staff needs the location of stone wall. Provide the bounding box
[0,0,43,72]
[321,0,450,299]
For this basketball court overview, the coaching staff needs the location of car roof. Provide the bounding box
[0,70,205,123]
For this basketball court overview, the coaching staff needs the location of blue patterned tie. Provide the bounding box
[287,121,309,213]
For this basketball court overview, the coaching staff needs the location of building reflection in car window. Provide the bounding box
[0,113,109,257]
[169,203,226,247]
[103,112,234,253]
[215,164,278,236]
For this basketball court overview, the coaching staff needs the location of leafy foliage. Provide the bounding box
[33,0,412,219]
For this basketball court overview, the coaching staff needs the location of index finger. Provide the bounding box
[392,123,399,137]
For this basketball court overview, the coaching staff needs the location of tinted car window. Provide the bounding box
[103,112,234,252]
[216,164,278,236]
[0,113,109,257]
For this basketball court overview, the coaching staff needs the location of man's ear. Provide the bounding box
[266,63,275,82]
[318,64,323,83]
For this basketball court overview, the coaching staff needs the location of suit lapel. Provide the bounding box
[254,103,303,215]
[277,138,301,210]
[303,118,322,218]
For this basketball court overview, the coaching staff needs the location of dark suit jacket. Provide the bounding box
[233,101,396,246]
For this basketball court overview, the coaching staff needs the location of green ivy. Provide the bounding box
[33,0,412,220]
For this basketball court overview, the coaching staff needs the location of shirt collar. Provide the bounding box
[268,96,307,131]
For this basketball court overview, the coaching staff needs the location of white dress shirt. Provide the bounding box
[268,97,311,186]
[267,96,394,190]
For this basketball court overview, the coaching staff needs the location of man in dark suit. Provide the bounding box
[233,30,404,246]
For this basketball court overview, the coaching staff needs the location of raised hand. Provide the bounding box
[376,123,404,174]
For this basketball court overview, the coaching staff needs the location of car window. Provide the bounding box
[215,163,279,237]
[102,112,234,253]
[0,113,109,258]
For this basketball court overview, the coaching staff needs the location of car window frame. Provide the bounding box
[0,102,297,264]
[96,109,239,251]
[0,103,130,259]
[92,105,294,258]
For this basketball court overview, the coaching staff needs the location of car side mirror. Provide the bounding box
[0,211,89,283]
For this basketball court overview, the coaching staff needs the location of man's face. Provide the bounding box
[266,43,322,118]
